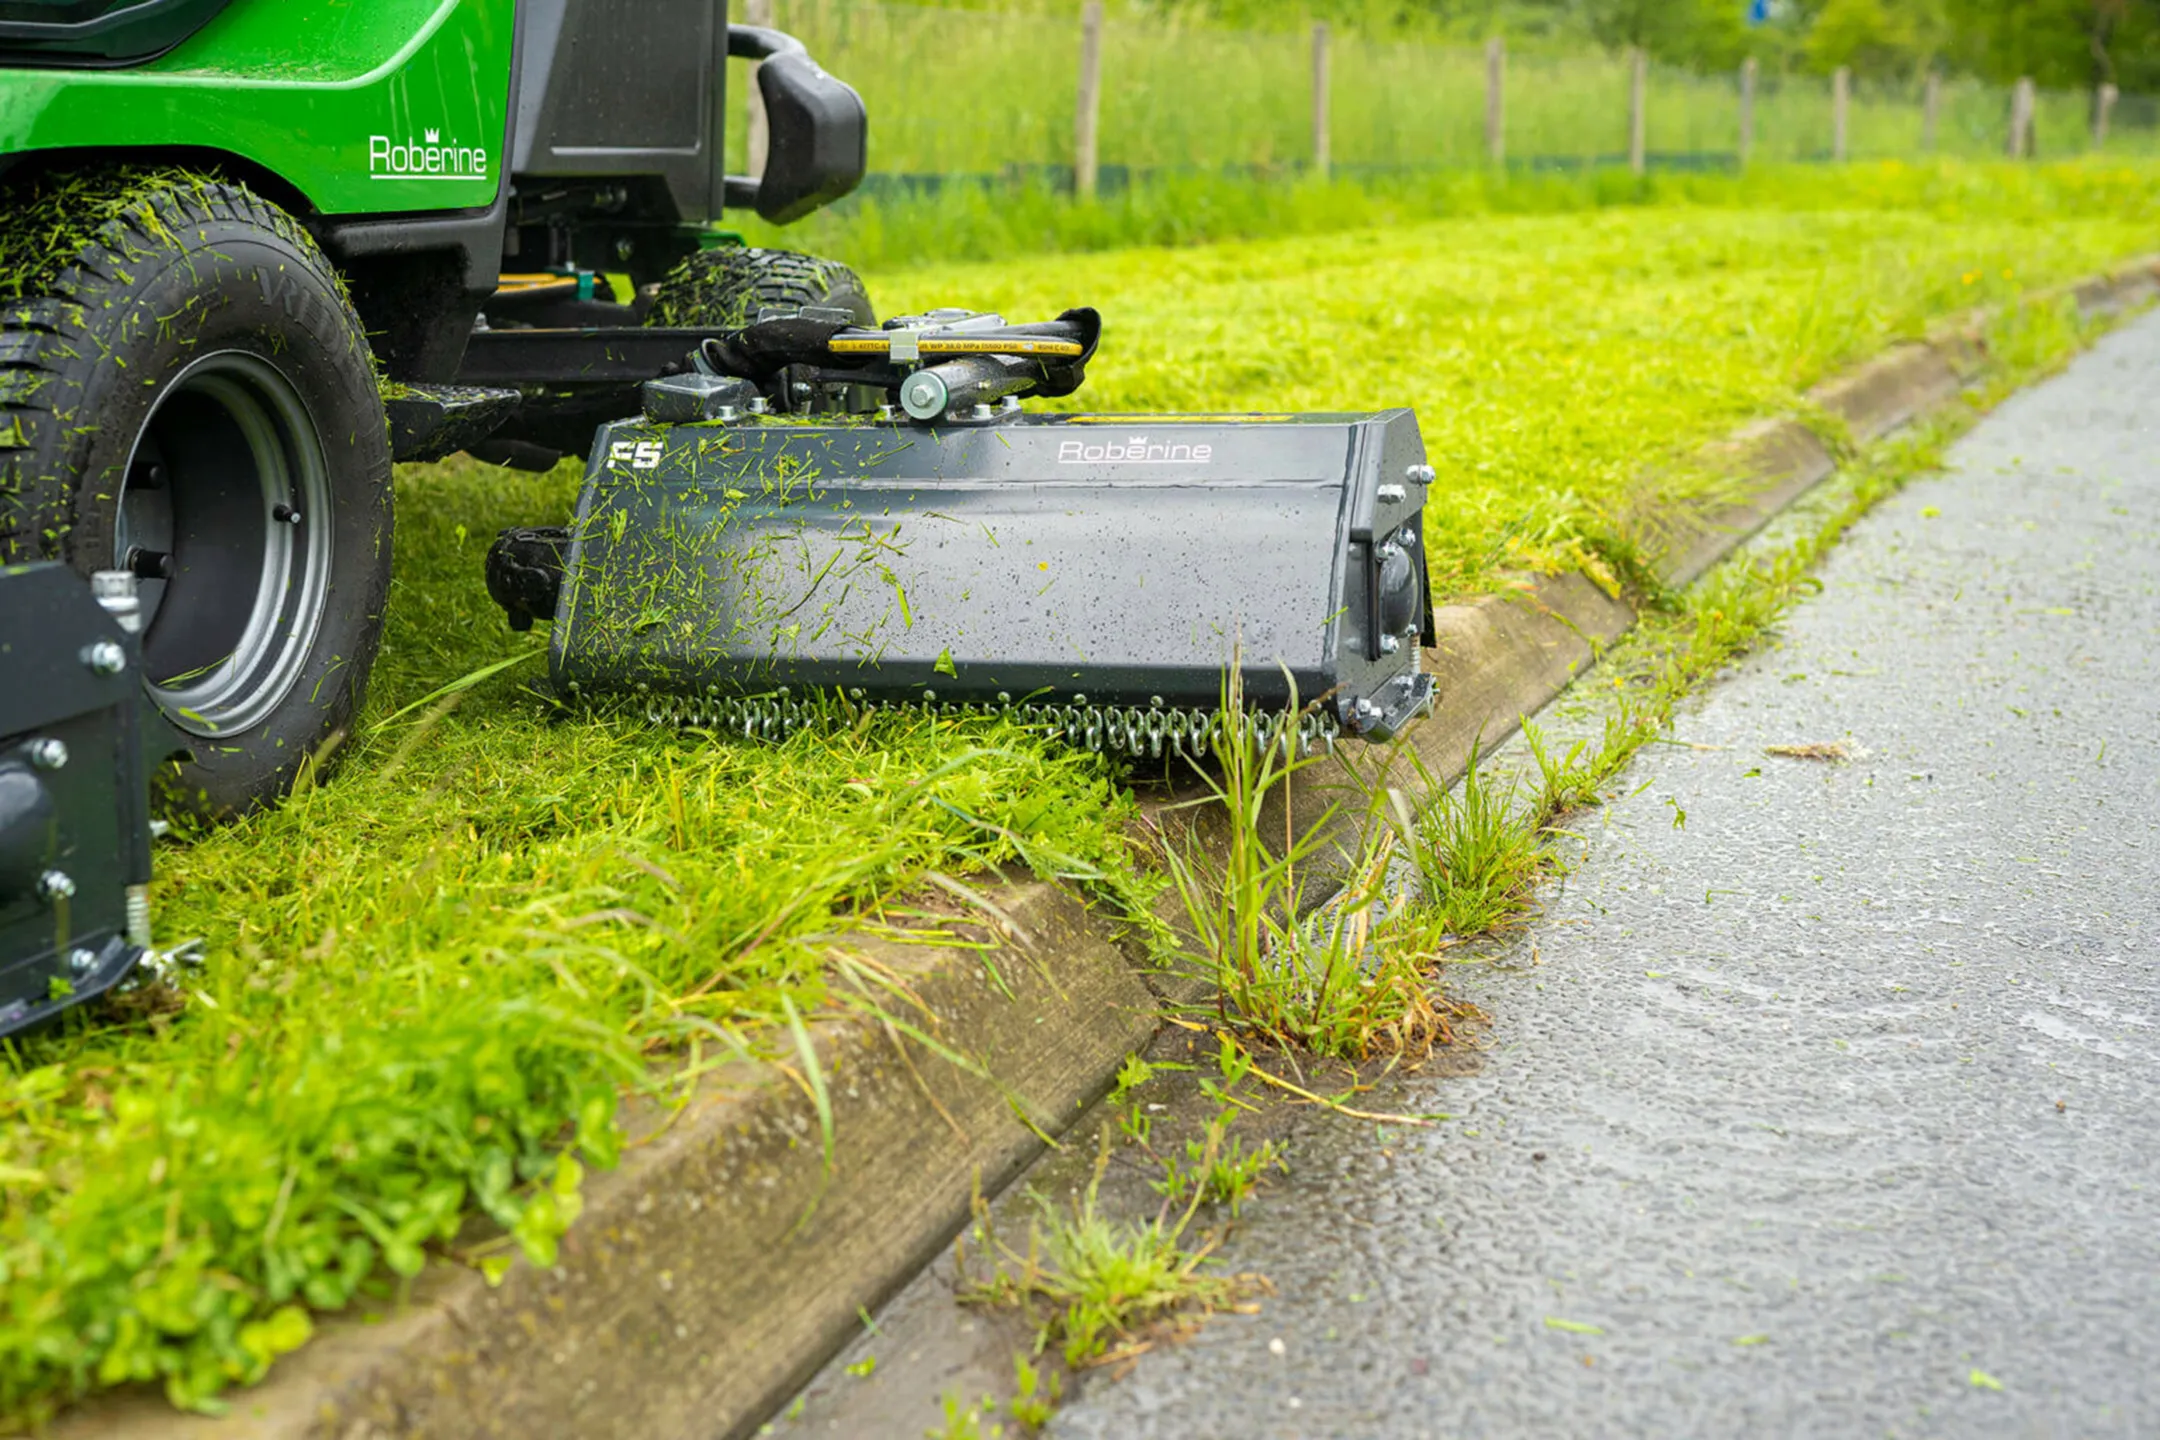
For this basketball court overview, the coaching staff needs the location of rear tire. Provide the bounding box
[646,246,874,329]
[0,172,393,817]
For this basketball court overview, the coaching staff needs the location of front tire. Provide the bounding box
[0,172,393,816]
[646,245,874,330]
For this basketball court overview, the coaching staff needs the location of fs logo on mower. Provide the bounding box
[368,127,489,181]
[609,440,665,470]
[1056,436,1214,465]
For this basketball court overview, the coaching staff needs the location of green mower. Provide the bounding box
[0,0,1439,1034]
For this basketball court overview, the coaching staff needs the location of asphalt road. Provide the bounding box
[780,310,2160,1439]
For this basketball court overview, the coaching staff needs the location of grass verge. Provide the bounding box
[0,452,1141,1424]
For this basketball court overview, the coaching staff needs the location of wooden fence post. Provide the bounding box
[1832,66,1850,161]
[1075,0,1103,199]
[2009,76,2035,156]
[1628,47,1647,176]
[742,0,773,178]
[2096,81,2120,147]
[1922,71,1941,152]
[1738,56,1756,168]
[1486,37,1506,167]
[1312,22,1331,181]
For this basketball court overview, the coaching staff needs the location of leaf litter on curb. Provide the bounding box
[1764,742,1857,762]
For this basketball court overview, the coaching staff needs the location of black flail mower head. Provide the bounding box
[486,306,1438,758]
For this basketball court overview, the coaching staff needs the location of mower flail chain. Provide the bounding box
[623,687,1343,759]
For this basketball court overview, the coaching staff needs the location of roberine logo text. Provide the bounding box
[368,127,489,181]
[1057,435,1213,464]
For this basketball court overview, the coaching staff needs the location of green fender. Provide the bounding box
[0,0,515,216]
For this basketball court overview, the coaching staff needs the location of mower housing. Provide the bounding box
[548,409,1440,753]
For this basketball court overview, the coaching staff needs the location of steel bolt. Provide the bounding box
[272,503,303,525]
[125,546,173,580]
[1405,463,1436,485]
[37,869,75,903]
[27,738,67,770]
[1398,526,1419,548]
[1381,634,1401,654]
[84,641,126,676]
[1377,483,1406,503]
[745,396,770,415]
[68,947,96,977]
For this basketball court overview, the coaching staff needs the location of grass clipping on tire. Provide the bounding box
[0,167,228,305]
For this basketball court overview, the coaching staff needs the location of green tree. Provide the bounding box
[1563,0,1756,67]
[1803,0,1943,77]
[1940,0,2160,109]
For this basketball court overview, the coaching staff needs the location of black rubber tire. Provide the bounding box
[0,173,393,817]
[646,246,874,329]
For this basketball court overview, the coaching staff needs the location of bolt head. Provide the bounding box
[1398,526,1419,548]
[1406,463,1437,485]
[67,947,96,977]
[1381,634,1401,654]
[27,738,67,770]
[37,869,75,903]
[1377,483,1406,503]
[85,640,126,676]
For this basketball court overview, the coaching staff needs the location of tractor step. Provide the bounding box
[384,383,525,464]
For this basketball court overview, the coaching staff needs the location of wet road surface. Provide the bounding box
[781,309,2160,1438]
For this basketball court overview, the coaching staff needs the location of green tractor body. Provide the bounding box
[2,1,515,219]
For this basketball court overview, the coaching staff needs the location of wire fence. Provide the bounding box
[728,1,2160,191]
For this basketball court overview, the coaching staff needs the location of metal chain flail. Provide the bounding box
[616,687,1341,758]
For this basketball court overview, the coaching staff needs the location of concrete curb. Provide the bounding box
[72,258,2160,1440]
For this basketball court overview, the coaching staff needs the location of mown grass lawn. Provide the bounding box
[7,159,2157,1424]
[872,161,2160,598]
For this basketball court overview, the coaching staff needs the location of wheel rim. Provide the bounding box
[115,351,333,738]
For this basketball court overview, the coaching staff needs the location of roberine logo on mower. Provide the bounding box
[367,128,489,181]
[1057,435,1215,464]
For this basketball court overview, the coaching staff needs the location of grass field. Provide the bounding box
[8,159,2159,1422]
